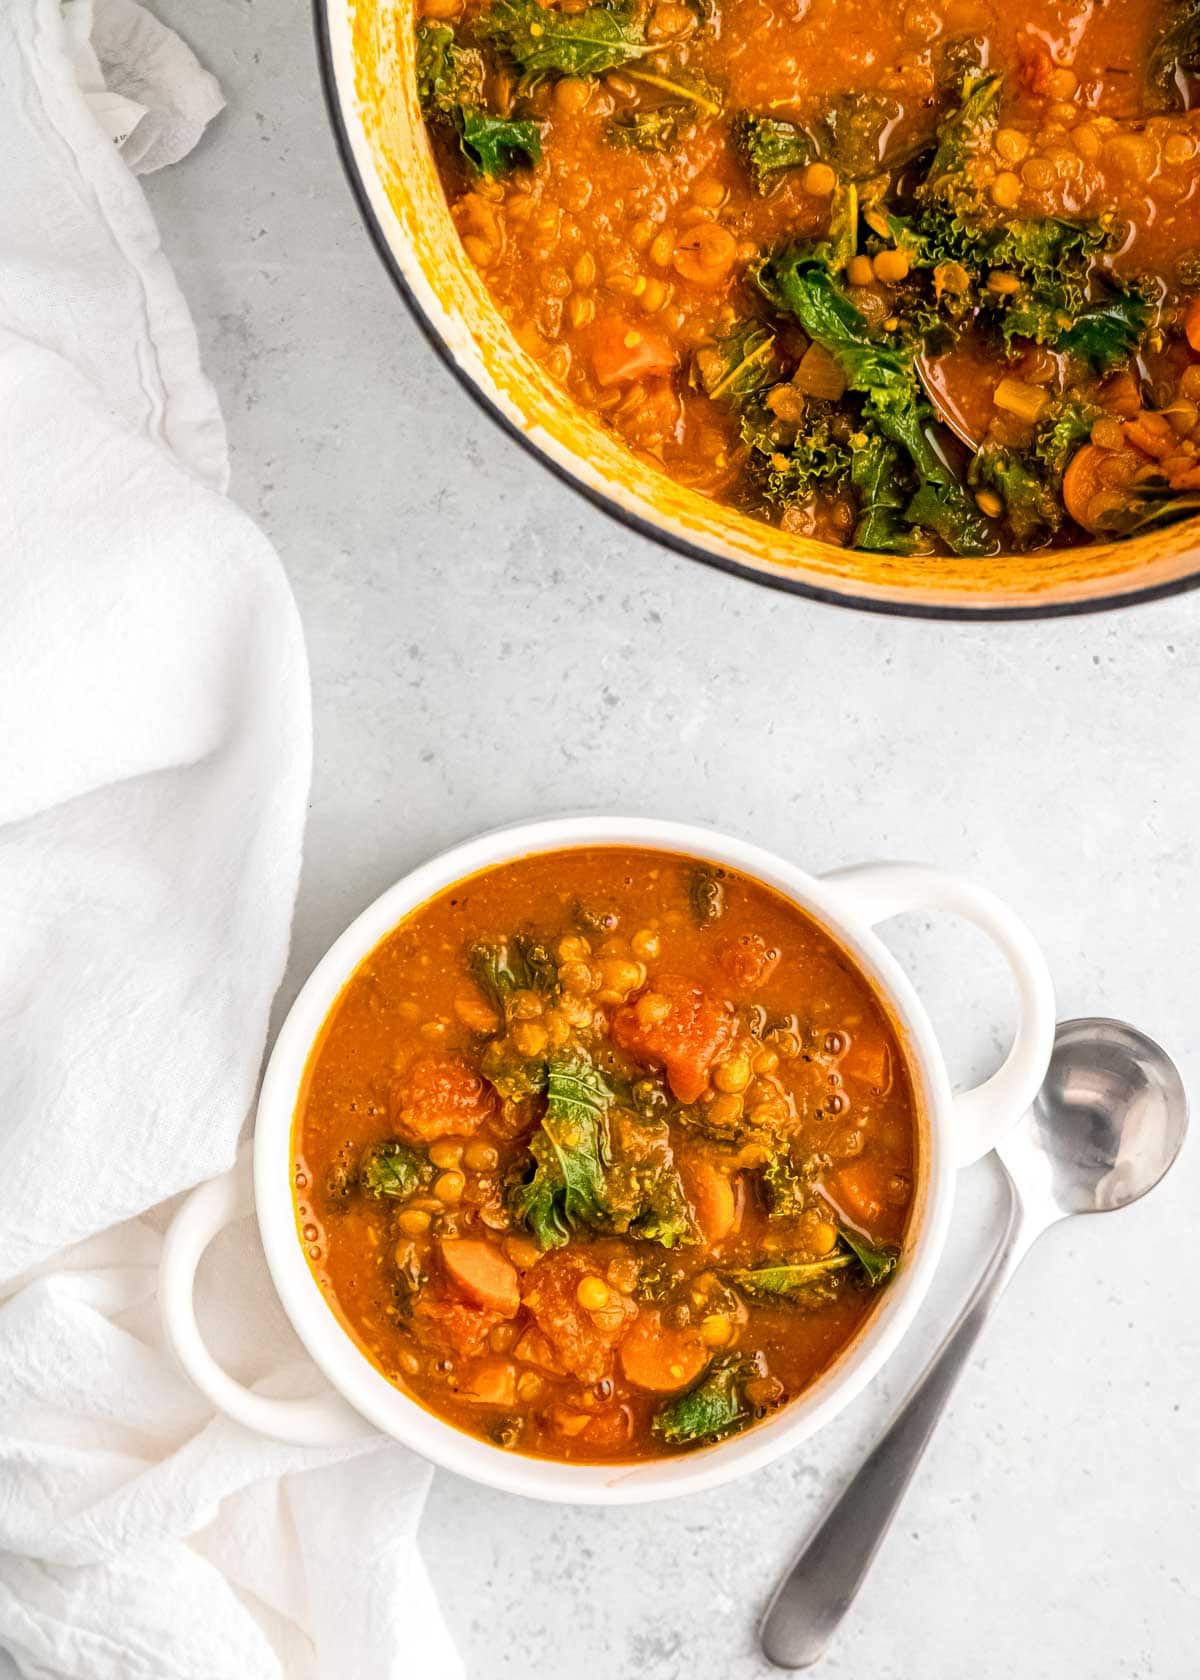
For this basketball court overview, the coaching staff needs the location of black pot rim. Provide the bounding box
[311,0,1200,623]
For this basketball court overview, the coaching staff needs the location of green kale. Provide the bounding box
[476,0,721,113]
[969,446,1060,548]
[850,432,922,554]
[725,1228,898,1302]
[1056,285,1151,371]
[691,321,783,403]
[818,91,901,181]
[1032,399,1098,481]
[416,22,541,175]
[920,70,1002,203]
[509,1053,694,1249]
[687,865,726,924]
[603,1114,696,1246]
[458,110,543,173]
[477,0,652,80]
[1150,0,1200,108]
[756,251,994,554]
[651,1353,762,1447]
[724,1253,857,1303]
[760,1152,812,1217]
[839,1226,900,1285]
[359,1140,434,1200]
[480,1036,550,1101]
[740,399,852,509]
[469,934,557,1020]
[733,94,898,194]
[509,1052,614,1247]
[1094,483,1200,537]
[416,21,486,115]
[732,112,815,194]
[607,103,692,151]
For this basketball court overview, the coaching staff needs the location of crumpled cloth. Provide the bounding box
[66,0,225,172]
[0,3,460,1676]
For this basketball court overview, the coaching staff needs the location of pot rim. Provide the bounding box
[312,0,1200,623]
[255,815,960,1504]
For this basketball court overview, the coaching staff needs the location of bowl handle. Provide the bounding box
[820,862,1055,1167]
[159,1145,377,1444]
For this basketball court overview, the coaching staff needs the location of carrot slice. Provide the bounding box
[619,1310,709,1393]
[440,1239,520,1317]
[682,1158,738,1244]
[829,1161,891,1227]
[839,1035,892,1092]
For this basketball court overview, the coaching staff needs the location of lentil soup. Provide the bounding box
[292,848,919,1463]
[412,0,1200,559]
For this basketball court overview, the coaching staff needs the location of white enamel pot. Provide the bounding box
[313,0,1200,619]
[160,816,1055,1504]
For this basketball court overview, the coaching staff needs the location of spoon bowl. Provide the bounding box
[999,1016,1189,1220]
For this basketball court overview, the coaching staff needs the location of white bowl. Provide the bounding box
[161,816,1054,1504]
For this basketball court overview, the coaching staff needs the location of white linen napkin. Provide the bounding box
[0,4,460,1675]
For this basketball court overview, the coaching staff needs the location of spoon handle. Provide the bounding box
[760,1179,1037,1670]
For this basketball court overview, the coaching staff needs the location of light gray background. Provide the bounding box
[146,7,1198,1674]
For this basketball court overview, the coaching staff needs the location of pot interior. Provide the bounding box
[323,0,1200,617]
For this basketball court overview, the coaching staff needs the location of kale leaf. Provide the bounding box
[725,1228,898,1301]
[509,1052,695,1249]
[920,70,1001,202]
[756,251,994,555]
[969,446,1061,548]
[691,321,783,402]
[1033,399,1098,481]
[359,1140,434,1200]
[740,400,853,509]
[1056,285,1152,372]
[723,1253,857,1302]
[687,865,726,924]
[417,21,486,114]
[733,94,898,194]
[476,0,652,80]
[417,21,541,175]
[651,1353,761,1447]
[818,91,901,180]
[1150,0,1200,108]
[469,934,557,1020]
[476,0,721,116]
[850,432,922,554]
[732,112,815,194]
[608,104,692,151]
[509,1052,614,1247]
[839,1226,900,1285]
[459,109,543,173]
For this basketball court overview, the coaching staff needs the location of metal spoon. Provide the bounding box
[760,1017,1188,1670]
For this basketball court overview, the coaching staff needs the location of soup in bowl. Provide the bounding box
[160,817,1055,1501]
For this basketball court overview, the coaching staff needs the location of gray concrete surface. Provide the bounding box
[144,7,1199,1674]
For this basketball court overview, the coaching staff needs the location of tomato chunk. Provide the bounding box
[612,974,735,1103]
[717,933,780,991]
[390,1052,495,1144]
[521,1252,637,1384]
[589,317,678,387]
[411,1295,505,1360]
